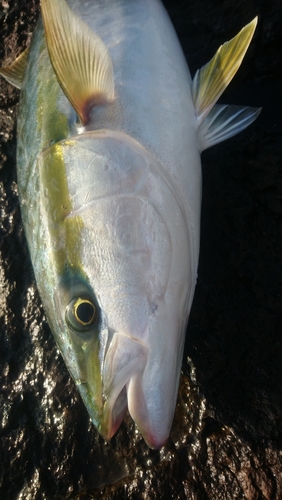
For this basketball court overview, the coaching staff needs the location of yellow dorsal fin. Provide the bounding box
[0,48,29,89]
[191,17,258,125]
[41,0,115,124]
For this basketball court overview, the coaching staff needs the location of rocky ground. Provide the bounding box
[0,0,282,498]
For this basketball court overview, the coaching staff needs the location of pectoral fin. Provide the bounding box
[41,0,115,124]
[192,17,258,125]
[0,48,29,89]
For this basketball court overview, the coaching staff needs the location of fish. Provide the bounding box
[0,0,260,449]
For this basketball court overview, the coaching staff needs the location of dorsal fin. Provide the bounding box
[0,48,29,89]
[41,0,115,124]
[191,17,258,125]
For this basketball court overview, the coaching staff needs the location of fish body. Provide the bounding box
[1,0,260,448]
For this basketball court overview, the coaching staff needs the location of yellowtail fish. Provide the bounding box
[0,0,260,449]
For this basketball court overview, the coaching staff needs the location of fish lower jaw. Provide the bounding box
[142,432,169,450]
[127,394,170,450]
[79,367,171,449]
[97,385,170,449]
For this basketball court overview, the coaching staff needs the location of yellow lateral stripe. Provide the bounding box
[0,48,29,89]
[191,17,257,124]
[41,0,114,124]
[40,141,84,275]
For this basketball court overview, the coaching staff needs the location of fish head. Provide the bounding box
[37,130,194,448]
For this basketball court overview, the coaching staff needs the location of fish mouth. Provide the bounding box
[77,331,148,441]
[99,331,148,440]
[76,331,173,448]
[100,331,174,449]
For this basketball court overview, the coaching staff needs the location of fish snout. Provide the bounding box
[99,332,147,439]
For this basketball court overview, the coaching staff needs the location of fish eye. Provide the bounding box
[66,297,96,332]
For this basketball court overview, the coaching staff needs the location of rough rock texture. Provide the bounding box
[0,0,282,499]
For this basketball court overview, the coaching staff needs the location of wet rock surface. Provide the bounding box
[0,0,282,498]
